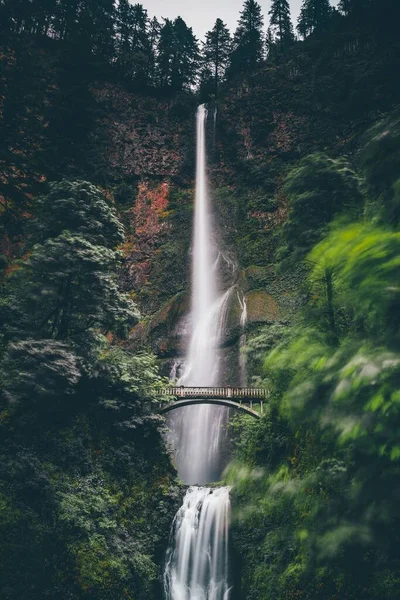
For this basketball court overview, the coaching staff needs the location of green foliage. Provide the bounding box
[359,111,400,223]
[2,339,81,405]
[229,218,400,600]
[200,19,231,100]
[297,0,333,38]
[229,0,264,75]
[32,180,124,248]
[3,232,137,342]
[0,179,179,600]
[278,153,363,268]
[307,223,400,339]
[2,179,138,343]
[269,0,295,49]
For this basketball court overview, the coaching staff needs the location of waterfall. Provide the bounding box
[164,487,231,600]
[164,105,232,600]
[166,105,230,485]
[238,292,248,388]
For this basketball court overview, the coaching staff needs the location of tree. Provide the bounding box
[265,27,277,59]
[1,339,81,406]
[115,2,153,84]
[115,0,134,58]
[201,19,231,99]
[32,180,124,248]
[308,223,400,340]
[157,17,199,91]
[338,0,370,16]
[148,16,161,84]
[157,18,175,88]
[297,0,332,37]
[268,0,294,50]
[2,181,137,343]
[54,0,116,61]
[170,17,199,90]
[277,153,363,268]
[229,0,264,74]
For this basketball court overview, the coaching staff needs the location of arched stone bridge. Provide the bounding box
[156,387,269,419]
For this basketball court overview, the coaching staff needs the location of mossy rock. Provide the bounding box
[129,320,149,348]
[246,289,282,324]
[243,265,276,291]
[224,291,243,344]
[131,292,190,357]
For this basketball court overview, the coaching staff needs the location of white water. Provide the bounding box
[164,106,232,600]
[167,105,230,485]
[164,487,231,600]
[238,292,248,387]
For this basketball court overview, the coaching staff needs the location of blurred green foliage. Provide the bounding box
[278,153,363,270]
[227,168,400,598]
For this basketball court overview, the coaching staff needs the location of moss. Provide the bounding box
[246,290,281,324]
[244,265,276,291]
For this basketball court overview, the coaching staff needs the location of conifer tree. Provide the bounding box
[338,0,369,16]
[297,0,332,37]
[268,0,294,49]
[148,16,161,84]
[157,17,199,91]
[202,19,231,98]
[229,0,264,74]
[171,17,199,90]
[157,18,175,88]
[115,0,134,57]
[54,0,116,61]
[115,2,152,83]
[266,26,277,60]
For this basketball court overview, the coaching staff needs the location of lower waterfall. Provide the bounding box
[164,104,233,600]
[164,487,231,600]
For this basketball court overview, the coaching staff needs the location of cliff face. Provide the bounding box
[1,17,399,366]
[129,17,400,369]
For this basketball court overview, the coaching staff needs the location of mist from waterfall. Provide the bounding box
[164,105,232,600]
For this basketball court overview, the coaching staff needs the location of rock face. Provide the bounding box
[131,263,300,379]
[129,291,190,358]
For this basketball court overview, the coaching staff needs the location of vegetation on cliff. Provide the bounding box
[0,181,180,600]
[226,111,400,600]
[1,0,400,598]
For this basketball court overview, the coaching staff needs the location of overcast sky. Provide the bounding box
[141,0,338,40]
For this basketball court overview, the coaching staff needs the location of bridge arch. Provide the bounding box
[159,398,261,419]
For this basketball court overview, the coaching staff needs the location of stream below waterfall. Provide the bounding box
[163,105,234,600]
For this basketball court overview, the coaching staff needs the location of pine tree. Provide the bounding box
[338,0,369,16]
[157,19,176,88]
[86,0,116,62]
[230,0,264,74]
[268,0,294,49]
[115,0,134,57]
[148,16,161,84]
[266,27,277,60]
[297,0,332,37]
[297,3,311,38]
[157,17,199,91]
[2,181,136,343]
[115,2,152,83]
[54,0,116,61]
[201,19,231,98]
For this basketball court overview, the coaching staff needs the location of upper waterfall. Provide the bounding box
[167,105,230,485]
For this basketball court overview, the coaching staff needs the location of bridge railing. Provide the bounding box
[158,386,268,400]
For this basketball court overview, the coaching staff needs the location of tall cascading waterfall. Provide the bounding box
[164,105,232,600]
